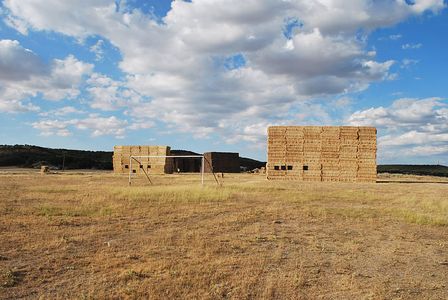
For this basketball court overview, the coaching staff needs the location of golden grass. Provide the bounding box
[110,185,234,203]
[0,170,447,299]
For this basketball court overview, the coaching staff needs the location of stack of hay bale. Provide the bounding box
[267,126,377,182]
[321,127,340,182]
[267,126,288,179]
[285,127,304,180]
[339,127,360,182]
[303,127,322,181]
[357,127,377,182]
[113,146,173,174]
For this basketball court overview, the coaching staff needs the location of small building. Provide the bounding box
[267,126,377,182]
[113,145,173,174]
[203,152,240,173]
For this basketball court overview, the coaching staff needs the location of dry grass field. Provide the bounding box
[1,169,448,299]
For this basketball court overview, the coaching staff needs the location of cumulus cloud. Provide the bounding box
[39,106,84,117]
[32,110,152,138]
[86,73,136,111]
[0,39,93,112]
[75,115,127,138]
[0,39,46,81]
[32,115,128,138]
[32,119,75,137]
[2,0,446,145]
[347,98,448,160]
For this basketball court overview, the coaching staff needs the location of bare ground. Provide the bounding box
[1,170,447,299]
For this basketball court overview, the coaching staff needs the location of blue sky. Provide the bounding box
[0,0,447,164]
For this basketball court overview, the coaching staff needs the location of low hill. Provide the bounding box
[0,145,266,171]
[239,156,266,170]
[0,145,113,170]
[377,164,448,177]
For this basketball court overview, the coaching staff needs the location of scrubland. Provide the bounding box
[1,169,448,299]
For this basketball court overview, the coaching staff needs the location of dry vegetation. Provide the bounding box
[1,169,448,299]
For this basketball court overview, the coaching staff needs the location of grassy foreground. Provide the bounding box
[1,170,448,299]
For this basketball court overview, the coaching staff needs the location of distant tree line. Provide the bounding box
[0,145,113,170]
[377,164,448,177]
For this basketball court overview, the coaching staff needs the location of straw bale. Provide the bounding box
[302,172,321,179]
[129,146,139,155]
[340,144,358,151]
[340,157,357,163]
[358,139,376,145]
[321,156,338,163]
[303,176,322,182]
[304,145,321,152]
[268,138,286,144]
[268,128,287,136]
[358,158,376,165]
[285,157,303,164]
[339,153,358,160]
[322,126,340,132]
[120,145,131,152]
[286,143,303,148]
[340,168,358,174]
[340,170,358,175]
[114,146,123,153]
[268,144,286,150]
[340,139,358,146]
[322,166,339,173]
[321,152,339,159]
[358,127,376,134]
[303,154,321,162]
[340,126,359,132]
[321,144,340,153]
[357,152,376,159]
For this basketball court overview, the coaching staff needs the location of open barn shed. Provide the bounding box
[204,152,240,173]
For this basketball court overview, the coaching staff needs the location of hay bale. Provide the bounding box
[40,166,49,175]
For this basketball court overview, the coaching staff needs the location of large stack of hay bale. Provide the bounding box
[267,126,377,182]
[203,152,240,173]
[113,146,173,174]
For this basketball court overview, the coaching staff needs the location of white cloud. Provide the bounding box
[90,39,105,61]
[86,73,142,111]
[0,97,40,113]
[0,39,93,112]
[32,119,76,137]
[347,98,448,160]
[32,114,128,138]
[40,55,94,101]
[402,43,423,49]
[75,115,127,138]
[401,58,419,68]
[0,39,46,81]
[2,0,446,143]
[128,120,154,130]
[389,34,402,40]
[39,106,84,117]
